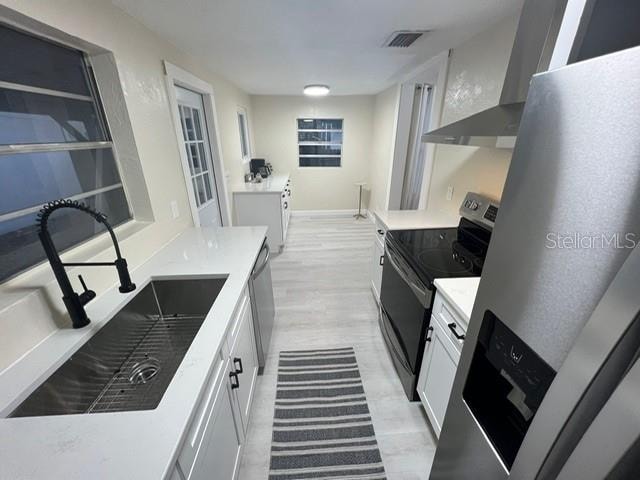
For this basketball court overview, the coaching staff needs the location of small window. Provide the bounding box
[237,108,250,163]
[297,118,342,167]
[0,25,132,282]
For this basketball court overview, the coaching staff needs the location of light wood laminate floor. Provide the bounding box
[238,215,436,479]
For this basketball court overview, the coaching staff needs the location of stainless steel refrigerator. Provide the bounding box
[429,46,640,478]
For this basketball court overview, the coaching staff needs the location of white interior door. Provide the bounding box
[175,86,222,227]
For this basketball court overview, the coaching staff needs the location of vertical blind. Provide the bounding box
[0,25,131,282]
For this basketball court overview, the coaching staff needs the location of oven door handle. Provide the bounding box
[385,243,431,307]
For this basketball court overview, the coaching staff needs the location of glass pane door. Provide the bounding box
[175,86,222,227]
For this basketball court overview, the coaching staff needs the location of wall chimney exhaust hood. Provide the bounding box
[422,0,568,148]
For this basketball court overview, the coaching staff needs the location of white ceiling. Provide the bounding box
[111,0,523,95]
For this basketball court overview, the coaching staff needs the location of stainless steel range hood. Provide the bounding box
[422,0,568,147]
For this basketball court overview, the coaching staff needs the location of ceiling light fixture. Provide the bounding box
[303,84,330,96]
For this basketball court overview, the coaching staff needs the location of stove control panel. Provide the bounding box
[460,192,500,230]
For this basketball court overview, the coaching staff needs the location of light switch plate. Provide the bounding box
[170,200,180,219]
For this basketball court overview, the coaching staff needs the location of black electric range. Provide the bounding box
[379,194,498,401]
[386,217,491,287]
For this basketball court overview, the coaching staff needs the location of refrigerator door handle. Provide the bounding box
[555,355,640,480]
[510,241,640,479]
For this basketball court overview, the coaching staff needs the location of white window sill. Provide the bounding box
[297,166,343,169]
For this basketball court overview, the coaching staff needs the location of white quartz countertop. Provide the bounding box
[232,173,290,194]
[0,226,267,480]
[373,209,457,231]
[434,277,481,325]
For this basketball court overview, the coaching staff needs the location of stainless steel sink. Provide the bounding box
[10,278,226,417]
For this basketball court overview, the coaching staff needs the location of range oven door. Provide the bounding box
[380,239,433,398]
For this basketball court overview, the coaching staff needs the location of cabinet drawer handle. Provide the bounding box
[282,193,285,198]
[284,202,288,209]
[379,255,384,266]
[425,326,434,342]
[229,371,240,389]
[233,357,243,374]
[377,229,384,235]
[447,322,466,340]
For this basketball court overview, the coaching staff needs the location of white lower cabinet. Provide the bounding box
[370,237,384,302]
[417,318,460,436]
[233,176,291,252]
[181,358,244,480]
[417,291,466,437]
[194,384,243,480]
[370,224,386,303]
[174,285,258,480]
[281,185,291,240]
[229,292,259,432]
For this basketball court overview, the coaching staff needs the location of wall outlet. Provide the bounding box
[170,200,180,219]
[446,186,454,201]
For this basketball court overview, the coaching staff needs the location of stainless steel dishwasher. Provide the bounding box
[249,240,275,373]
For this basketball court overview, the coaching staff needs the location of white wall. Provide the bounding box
[0,0,253,372]
[251,95,375,211]
[426,14,519,219]
[369,86,400,212]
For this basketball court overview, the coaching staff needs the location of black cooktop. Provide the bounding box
[386,218,491,286]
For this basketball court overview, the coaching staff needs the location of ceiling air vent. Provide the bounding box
[385,30,428,48]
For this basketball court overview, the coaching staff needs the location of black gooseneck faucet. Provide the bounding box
[37,199,136,329]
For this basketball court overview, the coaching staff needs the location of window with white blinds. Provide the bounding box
[0,24,131,282]
[238,108,251,163]
[297,118,343,167]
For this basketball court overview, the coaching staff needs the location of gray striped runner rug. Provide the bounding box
[269,346,386,480]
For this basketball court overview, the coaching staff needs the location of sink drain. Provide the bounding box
[129,357,161,385]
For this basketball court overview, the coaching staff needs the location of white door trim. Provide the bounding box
[387,50,449,210]
[163,61,231,226]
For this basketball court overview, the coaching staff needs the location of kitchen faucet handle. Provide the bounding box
[77,275,96,305]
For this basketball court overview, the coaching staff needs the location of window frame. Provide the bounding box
[0,23,136,283]
[296,117,343,168]
[237,106,251,164]
[0,56,131,215]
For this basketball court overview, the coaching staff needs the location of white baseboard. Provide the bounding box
[291,209,370,218]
